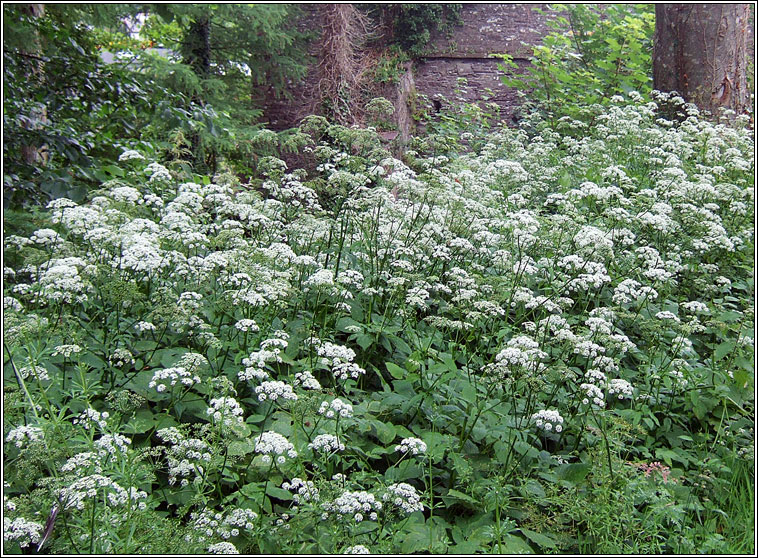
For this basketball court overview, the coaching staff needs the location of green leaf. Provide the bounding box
[122,408,177,434]
[104,164,124,177]
[714,341,736,362]
[519,528,557,549]
[443,489,479,507]
[655,447,688,466]
[371,419,396,444]
[500,534,535,554]
[227,439,254,457]
[521,479,546,498]
[555,462,590,484]
[356,333,373,350]
[420,431,451,461]
[265,485,293,501]
[386,362,406,380]
[732,368,751,389]
[385,461,422,482]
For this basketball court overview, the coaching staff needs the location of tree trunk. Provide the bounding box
[315,4,369,125]
[653,4,750,117]
[183,16,212,79]
[21,3,49,166]
[182,16,213,171]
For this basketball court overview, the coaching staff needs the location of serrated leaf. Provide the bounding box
[227,439,254,457]
[519,528,557,549]
[355,333,373,350]
[714,341,735,362]
[386,362,406,379]
[556,462,590,484]
[444,489,479,506]
[501,534,534,554]
[265,485,293,501]
[371,419,396,444]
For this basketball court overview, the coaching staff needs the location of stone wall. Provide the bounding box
[259,4,557,131]
[413,4,555,124]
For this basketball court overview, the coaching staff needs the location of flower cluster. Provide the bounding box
[5,426,44,448]
[149,366,202,392]
[580,383,605,407]
[190,507,258,542]
[383,483,424,514]
[395,437,427,456]
[318,398,353,419]
[322,490,382,523]
[61,451,103,474]
[94,433,131,457]
[343,545,371,554]
[208,542,240,554]
[282,477,320,504]
[532,410,565,433]
[156,427,212,487]
[73,408,110,431]
[254,380,298,403]
[608,378,634,400]
[293,370,322,390]
[3,517,43,549]
[57,474,147,511]
[206,397,245,430]
[254,431,297,464]
[308,434,345,454]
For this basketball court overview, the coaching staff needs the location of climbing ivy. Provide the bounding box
[364,4,463,57]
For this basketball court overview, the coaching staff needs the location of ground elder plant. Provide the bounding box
[3,92,754,554]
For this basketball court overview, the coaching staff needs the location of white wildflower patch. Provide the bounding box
[3,517,43,548]
[322,490,382,523]
[580,383,605,407]
[282,478,320,503]
[3,92,753,555]
[318,398,354,419]
[395,437,427,456]
[119,149,145,162]
[608,378,634,400]
[206,397,245,430]
[255,431,297,464]
[308,434,345,454]
[343,545,371,554]
[294,370,322,390]
[254,380,298,403]
[156,428,211,487]
[149,367,202,393]
[57,475,147,511]
[5,426,44,448]
[532,409,565,433]
[383,482,424,514]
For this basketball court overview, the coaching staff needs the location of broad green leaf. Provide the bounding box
[521,479,546,498]
[714,341,736,362]
[556,462,590,484]
[227,439,254,457]
[519,528,557,549]
[386,362,406,379]
[265,485,293,501]
[443,489,479,507]
[500,534,535,554]
[371,419,396,444]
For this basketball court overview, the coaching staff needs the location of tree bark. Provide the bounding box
[181,16,213,171]
[315,4,370,125]
[21,3,49,165]
[653,4,750,117]
[183,16,212,79]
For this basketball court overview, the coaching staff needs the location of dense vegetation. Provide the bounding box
[3,3,755,556]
